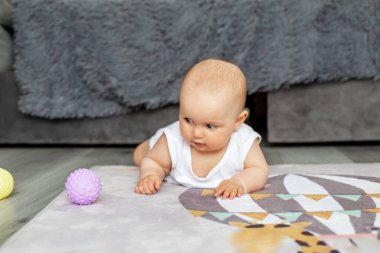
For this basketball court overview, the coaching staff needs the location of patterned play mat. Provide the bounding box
[179,174,380,252]
[1,165,379,253]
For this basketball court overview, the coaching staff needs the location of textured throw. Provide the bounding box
[14,0,380,119]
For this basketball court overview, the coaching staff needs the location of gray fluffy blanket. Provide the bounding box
[14,0,380,119]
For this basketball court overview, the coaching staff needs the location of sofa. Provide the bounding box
[0,4,178,145]
[0,0,12,72]
[1,0,380,144]
[0,71,179,144]
[0,0,181,144]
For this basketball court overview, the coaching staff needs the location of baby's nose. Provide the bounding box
[193,126,203,138]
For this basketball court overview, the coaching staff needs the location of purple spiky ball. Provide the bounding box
[65,168,102,205]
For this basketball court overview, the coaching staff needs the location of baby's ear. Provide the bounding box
[235,108,249,130]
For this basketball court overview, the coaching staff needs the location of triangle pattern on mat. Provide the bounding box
[306,211,333,220]
[189,209,206,217]
[210,212,234,221]
[277,194,299,200]
[339,210,361,217]
[304,194,328,201]
[333,195,361,201]
[240,212,269,221]
[274,212,303,222]
[364,208,380,213]
[250,194,272,200]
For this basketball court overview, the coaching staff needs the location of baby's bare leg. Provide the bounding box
[133,140,150,167]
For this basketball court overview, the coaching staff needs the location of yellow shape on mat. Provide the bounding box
[232,223,335,253]
[304,194,328,201]
[367,194,380,198]
[291,222,313,228]
[240,212,269,221]
[228,221,251,227]
[363,208,380,213]
[250,193,272,200]
[189,209,206,217]
[306,211,333,220]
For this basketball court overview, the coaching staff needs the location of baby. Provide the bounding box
[133,58,269,199]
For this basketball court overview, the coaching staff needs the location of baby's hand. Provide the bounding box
[135,174,163,195]
[214,179,244,200]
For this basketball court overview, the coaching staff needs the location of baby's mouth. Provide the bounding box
[192,141,206,148]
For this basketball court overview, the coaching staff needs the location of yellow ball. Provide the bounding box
[0,168,14,200]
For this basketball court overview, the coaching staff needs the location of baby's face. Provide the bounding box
[179,88,241,152]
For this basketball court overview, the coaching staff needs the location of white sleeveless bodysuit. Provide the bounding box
[149,121,261,188]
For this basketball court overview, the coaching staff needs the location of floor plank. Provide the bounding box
[262,146,354,164]
[337,145,380,163]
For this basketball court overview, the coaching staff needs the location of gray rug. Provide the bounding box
[1,164,379,253]
[14,0,380,119]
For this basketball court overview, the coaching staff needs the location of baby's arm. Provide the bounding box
[214,140,269,199]
[135,134,172,195]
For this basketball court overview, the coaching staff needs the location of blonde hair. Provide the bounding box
[181,58,247,111]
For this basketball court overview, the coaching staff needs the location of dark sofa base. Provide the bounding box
[268,80,380,143]
[0,72,178,144]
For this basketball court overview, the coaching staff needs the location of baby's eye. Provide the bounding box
[184,117,192,124]
[206,124,217,130]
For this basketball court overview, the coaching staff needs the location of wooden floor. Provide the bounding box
[1,143,380,246]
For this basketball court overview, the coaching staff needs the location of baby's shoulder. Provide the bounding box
[231,124,261,155]
[234,123,257,140]
[164,121,181,136]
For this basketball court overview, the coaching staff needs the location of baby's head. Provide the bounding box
[180,58,247,115]
[179,58,249,152]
